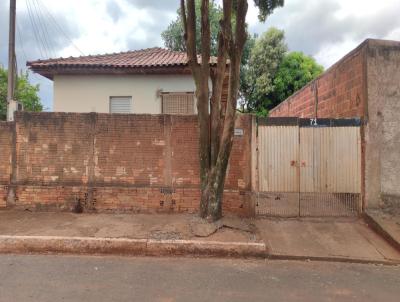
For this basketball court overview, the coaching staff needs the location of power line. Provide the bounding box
[29,0,52,56]
[25,0,46,58]
[33,0,57,57]
[26,0,48,57]
[16,27,41,84]
[23,0,85,58]
[16,23,29,64]
[36,0,85,56]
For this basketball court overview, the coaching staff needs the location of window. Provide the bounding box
[109,96,132,114]
[162,92,195,115]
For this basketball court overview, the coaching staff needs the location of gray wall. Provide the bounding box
[365,40,400,209]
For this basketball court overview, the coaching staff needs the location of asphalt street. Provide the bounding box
[0,254,399,302]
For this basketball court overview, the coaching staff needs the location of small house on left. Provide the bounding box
[27,47,226,115]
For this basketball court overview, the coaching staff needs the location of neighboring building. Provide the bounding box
[28,48,226,115]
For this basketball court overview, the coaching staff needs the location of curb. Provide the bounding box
[363,213,400,253]
[0,235,267,258]
[1,235,399,265]
[267,253,400,266]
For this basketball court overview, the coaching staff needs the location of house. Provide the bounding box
[27,48,227,115]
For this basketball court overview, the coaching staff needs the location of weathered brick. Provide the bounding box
[0,112,253,216]
[269,43,367,119]
[0,122,13,186]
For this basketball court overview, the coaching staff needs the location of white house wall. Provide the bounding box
[53,74,199,114]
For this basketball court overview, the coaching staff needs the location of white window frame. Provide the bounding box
[109,96,132,114]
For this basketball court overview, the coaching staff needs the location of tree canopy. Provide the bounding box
[162,0,256,96]
[0,67,43,120]
[162,0,222,55]
[254,0,285,21]
[243,28,323,115]
[242,27,287,114]
[271,51,324,107]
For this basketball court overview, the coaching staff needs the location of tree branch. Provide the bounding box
[210,0,232,166]
[215,0,248,204]
[200,0,210,74]
[185,0,200,74]
[180,0,187,38]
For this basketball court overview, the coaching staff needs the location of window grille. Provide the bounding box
[162,93,195,115]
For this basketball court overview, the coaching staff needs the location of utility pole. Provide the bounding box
[7,0,16,121]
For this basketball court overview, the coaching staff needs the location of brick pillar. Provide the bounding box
[6,121,17,206]
[84,112,98,211]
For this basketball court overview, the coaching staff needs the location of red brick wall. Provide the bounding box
[269,42,367,118]
[225,116,252,190]
[16,113,94,185]
[0,122,13,207]
[5,112,252,215]
[0,122,12,184]
[0,187,7,208]
[170,116,200,187]
[94,114,166,186]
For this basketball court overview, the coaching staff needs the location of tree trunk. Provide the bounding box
[207,43,244,221]
[181,0,248,221]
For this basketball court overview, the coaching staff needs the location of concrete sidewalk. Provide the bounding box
[0,210,399,264]
[364,210,400,252]
[0,211,264,258]
[256,218,400,263]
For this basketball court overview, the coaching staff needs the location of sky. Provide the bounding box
[1,0,400,111]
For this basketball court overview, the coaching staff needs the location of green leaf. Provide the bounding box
[0,67,43,120]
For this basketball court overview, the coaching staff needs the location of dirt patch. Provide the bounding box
[0,210,259,243]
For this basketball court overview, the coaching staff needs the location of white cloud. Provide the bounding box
[248,0,400,67]
[55,0,179,57]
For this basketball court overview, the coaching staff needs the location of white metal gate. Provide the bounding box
[256,118,362,217]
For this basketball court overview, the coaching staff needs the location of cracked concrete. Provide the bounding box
[0,210,399,263]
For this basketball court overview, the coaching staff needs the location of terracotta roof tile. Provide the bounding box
[27,47,218,70]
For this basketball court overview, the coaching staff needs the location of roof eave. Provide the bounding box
[28,64,207,79]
